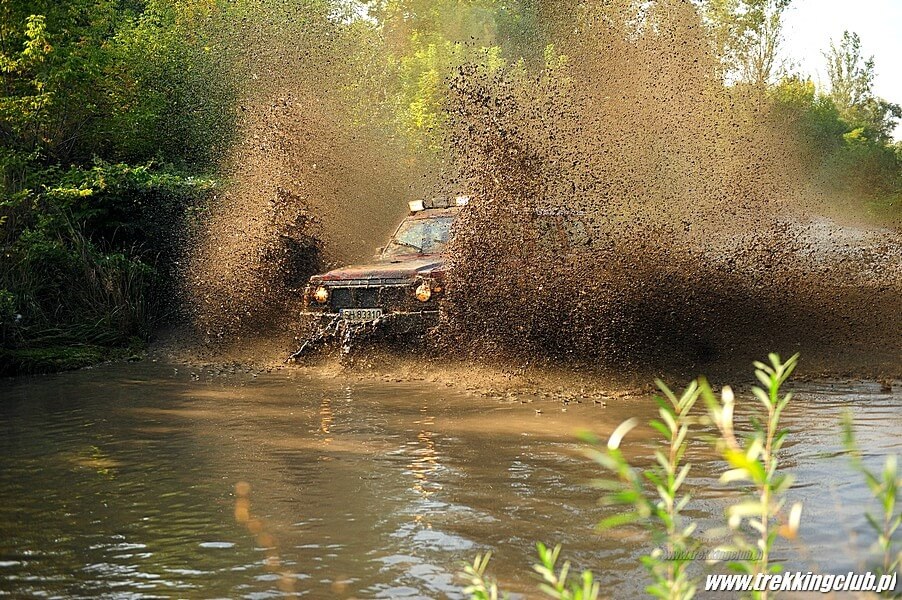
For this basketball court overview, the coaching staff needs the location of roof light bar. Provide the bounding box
[408,199,425,213]
[455,195,470,206]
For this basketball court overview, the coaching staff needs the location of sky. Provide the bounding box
[781,0,902,138]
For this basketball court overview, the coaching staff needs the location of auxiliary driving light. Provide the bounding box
[415,281,432,302]
[313,286,329,304]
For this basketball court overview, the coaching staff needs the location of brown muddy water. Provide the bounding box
[0,361,899,599]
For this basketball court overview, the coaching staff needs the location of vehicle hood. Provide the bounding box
[312,255,445,283]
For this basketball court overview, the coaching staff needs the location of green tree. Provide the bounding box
[107,0,238,167]
[352,1,498,149]
[824,31,901,144]
[0,9,52,190]
[770,75,901,208]
[0,1,130,170]
[700,0,791,87]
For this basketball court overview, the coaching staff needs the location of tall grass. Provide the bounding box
[0,218,157,373]
[4,222,154,340]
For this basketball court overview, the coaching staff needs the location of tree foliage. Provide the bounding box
[0,0,233,368]
[359,0,521,149]
[824,31,901,144]
[700,0,791,86]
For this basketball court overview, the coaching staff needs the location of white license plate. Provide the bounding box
[340,308,383,322]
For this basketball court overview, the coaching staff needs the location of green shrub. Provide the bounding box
[843,413,901,576]
[0,288,17,344]
[699,354,803,600]
[584,380,702,599]
[0,161,215,373]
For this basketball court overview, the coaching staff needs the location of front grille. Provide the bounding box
[356,287,379,307]
[329,287,352,308]
[328,285,415,310]
[378,286,409,307]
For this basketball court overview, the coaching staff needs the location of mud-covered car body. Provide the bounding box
[301,197,466,328]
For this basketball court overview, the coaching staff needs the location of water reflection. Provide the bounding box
[409,405,440,501]
[320,396,333,439]
[233,481,296,595]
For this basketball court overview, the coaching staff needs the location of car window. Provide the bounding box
[384,216,454,256]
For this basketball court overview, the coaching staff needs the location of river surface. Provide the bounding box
[0,361,899,598]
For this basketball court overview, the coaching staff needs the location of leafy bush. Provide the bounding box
[0,1,229,373]
[585,380,702,599]
[699,354,803,600]
[0,161,214,372]
[770,77,902,214]
[463,543,601,600]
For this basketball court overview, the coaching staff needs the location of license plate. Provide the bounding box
[340,308,383,322]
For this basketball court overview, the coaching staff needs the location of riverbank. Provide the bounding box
[143,326,900,401]
[4,319,899,403]
[0,342,145,377]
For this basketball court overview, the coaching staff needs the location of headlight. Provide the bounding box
[313,286,329,304]
[415,281,432,302]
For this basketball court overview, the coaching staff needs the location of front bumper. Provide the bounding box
[302,280,442,321]
[301,309,439,329]
[302,309,438,317]
[291,310,438,359]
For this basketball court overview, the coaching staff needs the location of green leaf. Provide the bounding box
[673,463,691,492]
[865,511,883,534]
[754,369,772,389]
[649,419,672,441]
[655,379,679,405]
[597,511,641,530]
[728,501,765,518]
[751,386,771,410]
[659,407,678,434]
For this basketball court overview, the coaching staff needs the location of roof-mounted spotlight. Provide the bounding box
[408,199,425,213]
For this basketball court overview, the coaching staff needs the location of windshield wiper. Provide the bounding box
[391,240,422,253]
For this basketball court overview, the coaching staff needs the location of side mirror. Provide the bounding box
[374,246,384,259]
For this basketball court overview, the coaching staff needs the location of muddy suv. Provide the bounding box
[298,196,467,350]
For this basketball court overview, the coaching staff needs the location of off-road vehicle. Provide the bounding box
[293,196,468,356]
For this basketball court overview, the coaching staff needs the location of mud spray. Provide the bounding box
[185,2,432,344]
[184,1,901,377]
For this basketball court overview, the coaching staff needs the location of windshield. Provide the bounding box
[383,216,454,257]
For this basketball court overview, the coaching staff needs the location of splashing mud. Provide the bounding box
[180,1,900,378]
[185,5,430,341]
[438,3,901,374]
